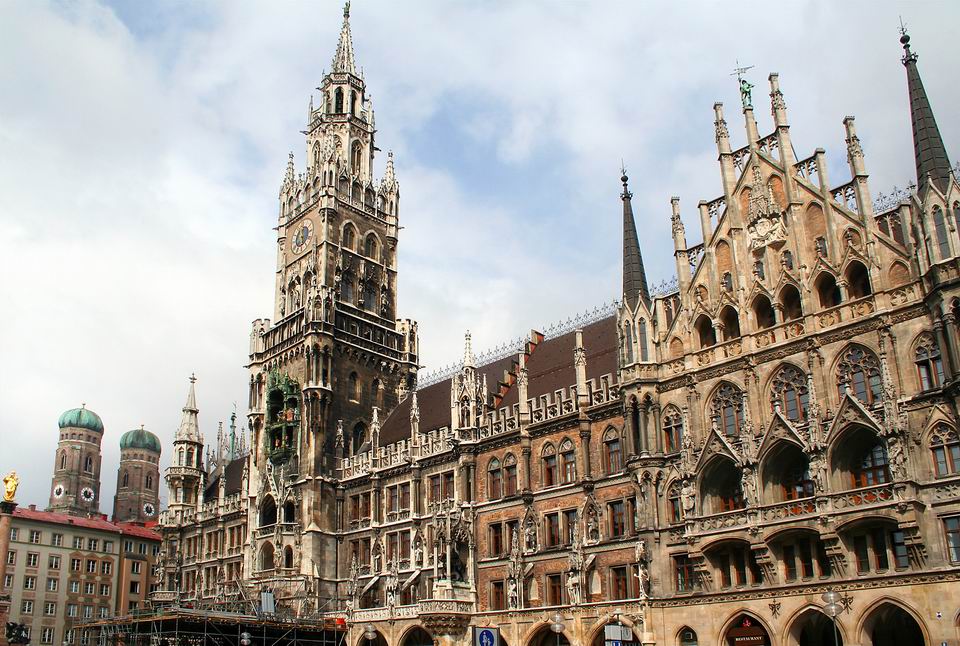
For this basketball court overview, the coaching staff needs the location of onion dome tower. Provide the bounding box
[112,425,162,524]
[49,404,104,517]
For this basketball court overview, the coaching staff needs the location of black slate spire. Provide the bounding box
[901,31,953,194]
[621,171,650,310]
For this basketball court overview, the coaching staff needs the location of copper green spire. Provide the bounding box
[621,170,650,309]
[900,29,952,194]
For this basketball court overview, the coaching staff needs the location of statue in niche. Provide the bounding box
[507,576,519,610]
[523,514,538,553]
[681,480,696,515]
[566,567,582,605]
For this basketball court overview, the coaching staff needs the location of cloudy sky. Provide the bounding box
[1,0,957,511]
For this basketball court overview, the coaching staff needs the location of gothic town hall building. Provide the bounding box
[155,7,960,646]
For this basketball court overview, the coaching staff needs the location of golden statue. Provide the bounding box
[3,471,19,503]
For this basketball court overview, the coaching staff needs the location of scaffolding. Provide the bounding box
[79,608,346,646]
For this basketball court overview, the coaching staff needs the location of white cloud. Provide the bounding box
[0,0,957,509]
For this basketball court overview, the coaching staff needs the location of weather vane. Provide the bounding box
[898,16,908,36]
[731,59,755,109]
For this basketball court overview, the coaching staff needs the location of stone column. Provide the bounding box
[638,401,650,455]
[0,500,18,646]
[578,412,592,480]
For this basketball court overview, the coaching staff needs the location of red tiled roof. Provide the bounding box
[13,507,160,541]
[379,314,617,445]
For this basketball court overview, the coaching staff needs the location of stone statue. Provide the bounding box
[524,516,538,552]
[741,466,758,506]
[739,78,754,108]
[507,576,519,609]
[3,471,19,503]
[888,437,907,480]
[566,568,582,605]
[585,506,600,543]
[413,536,423,568]
[681,481,696,515]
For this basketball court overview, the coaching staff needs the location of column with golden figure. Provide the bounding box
[0,471,20,646]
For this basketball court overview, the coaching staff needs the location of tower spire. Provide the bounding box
[900,29,952,194]
[176,374,201,442]
[332,2,357,75]
[620,169,650,309]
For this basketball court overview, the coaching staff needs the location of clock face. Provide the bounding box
[53,484,65,499]
[291,219,313,254]
[80,487,95,503]
[143,502,156,517]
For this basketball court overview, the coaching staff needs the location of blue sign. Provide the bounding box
[475,628,499,646]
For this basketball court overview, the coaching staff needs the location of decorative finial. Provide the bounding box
[344,1,350,18]
[620,163,631,199]
[81,402,86,409]
[190,373,197,384]
[140,424,145,430]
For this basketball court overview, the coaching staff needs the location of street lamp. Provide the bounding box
[549,612,565,646]
[821,591,842,646]
[363,623,377,644]
[240,632,251,646]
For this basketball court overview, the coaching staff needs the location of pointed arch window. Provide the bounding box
[662,408,684,452]
[541,443,558,487]
[719,306,740,340]
[770,365,810,422]
[84,456,94,473]
[780,284,803,321]
[845,261,872,298]
[622,323,634,364]
[351,141,362,176]
[559,439,577,484]
[348,372,360,402]
[933,206,951,260]
[59,452,67,470]
[487,458,503,500]
[667,482,682,523]
[815,272,842,308]
[342,224,356,250]
[178,448,184,467]
[145,475,153,491]
[334,88,344,114]
[710,383,743,437]
[752,295,775,330]
[836,346,882,406]
[637,319,649,362]
[503,454,518,496]
[362,284,377,310]
[931,425,960,477]
[783,465,815,500]
[351,423,366,455]
[121,472,129,488]
[364,234,379,260]
[915,335,945,391]
[602,429,622,474]
[695,315,716,349]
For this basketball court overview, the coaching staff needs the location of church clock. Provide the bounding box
[291,219,313,255]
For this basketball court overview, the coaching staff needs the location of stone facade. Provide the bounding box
[153,8,960,646]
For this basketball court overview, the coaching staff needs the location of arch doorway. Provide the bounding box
[725,614,770,646]
[590,624,641,646]
[862,603,925,646]
[355,631,387,646]
[787,609,842,646]
[400,627,433,646]
[528,625,570,646]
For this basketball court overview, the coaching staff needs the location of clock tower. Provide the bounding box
[245,2,419,602]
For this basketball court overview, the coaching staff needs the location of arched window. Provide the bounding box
[121,472,129,488]
[852,442,890,487]
[753,295,775,329]
[667,482,682,524]
[915,335,944,390]
[362,284,377,310]
[283,546,294,569]
[931,425,960,477]
[678,627,698,646]
[637,320,649,362]
[187,448,195,467]
[541,443,558,487]
[364,234,379,260]
[487,458,503,500]
[662,408,684,452]
[348,372,360,402]
[503,454,518,496]
[695,315,716,348]
[603,429,622,474]
[351,423,366,455]
[342,224,356,250]
[372,379,384,410]
[702,458,744,512]
[259,498,277,526]
[769,365,809,422]
[845,261,872,298]
[351,141,362,176]
[260,543,275,571]
[341,273,355,303]
[178,448,184,466]
[334,87,344,113]
[145,475,153,490]
[59,452,67,470]
[719,306,740,340]
[836,345,882,405]
[815,272,841,308]
[933,206,951,260]
[622,323,634,364]
[780,284,803,321]
[559,439,576,484]
[283,500,296,523]
[782,464,815,500]
[84,455,94,473]
[710,383,743,437]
